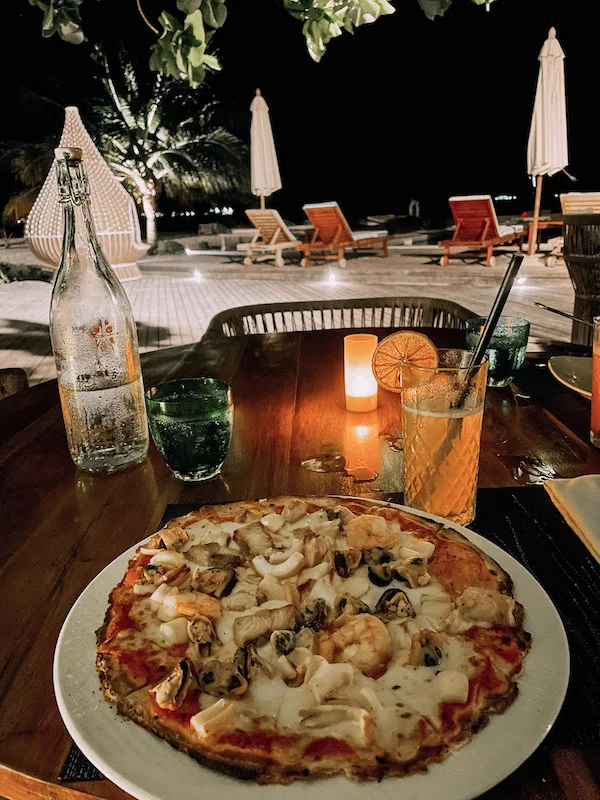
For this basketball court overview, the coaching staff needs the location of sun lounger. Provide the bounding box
[298,202,389,268]
[560,192,600,215]
[439,195,526,267]
[236,209,298,267]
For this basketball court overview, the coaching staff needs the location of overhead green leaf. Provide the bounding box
[29,0,84,43]
[149,8,220,88]
[284,0,395,62]
[176,0,202,14]
[416,0,452,19]
[202,0,227,28]
[28,0,501,85]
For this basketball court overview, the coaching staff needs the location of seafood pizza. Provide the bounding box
[96,497,530,784]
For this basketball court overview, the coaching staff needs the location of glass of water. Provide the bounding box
[146,378,233,482]
[466,316,530,388]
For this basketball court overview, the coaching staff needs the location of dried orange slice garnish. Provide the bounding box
[371,331,439,393]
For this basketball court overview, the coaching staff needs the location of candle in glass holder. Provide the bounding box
[344,334,378,412]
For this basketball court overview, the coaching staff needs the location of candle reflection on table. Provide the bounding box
[344,420,380,480]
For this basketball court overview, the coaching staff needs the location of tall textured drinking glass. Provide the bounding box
[146,379,233,482]
[465,316,529,388]
[592,317,600,448]
[402,350,488,525]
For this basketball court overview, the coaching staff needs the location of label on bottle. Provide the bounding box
[89,318,118,353]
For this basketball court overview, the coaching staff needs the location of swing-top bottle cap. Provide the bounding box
[54,146,83,162]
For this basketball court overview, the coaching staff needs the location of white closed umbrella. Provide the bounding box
[250,88,282,210]
[527,27,568,254]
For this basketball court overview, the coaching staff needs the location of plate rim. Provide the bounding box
[548,355,592,399]
[53,497,570,800]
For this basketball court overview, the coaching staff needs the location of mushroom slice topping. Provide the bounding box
[159,526,189,551]
[409,630,444,667]
[270,603,297,631]
[221,591,258,612]
[297,598,330,631]
[187,615,215,645]
[232,601,296,647]
[234,506,263,523]
[334,594,371,618]
[211,553,242,570]
[190,567,236,598]
[303,534,330,568]
[151,659,194,710]
[282,499,308,524]
[233,612,272,647]
[333,548,362,578]
[270,629,297,656]
[161,564,191,587]
[233,522,272,557]
[392,556,431,588]
[375,588,415,620]
[198,659,248,698]
[185,546,213,567]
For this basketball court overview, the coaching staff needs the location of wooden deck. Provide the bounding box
[0,247,574,385]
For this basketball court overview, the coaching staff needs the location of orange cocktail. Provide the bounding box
[592,317,600,448]
[402,349,488,525]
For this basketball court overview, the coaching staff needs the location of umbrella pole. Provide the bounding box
[260,195,265,210]
[529,175,543,255]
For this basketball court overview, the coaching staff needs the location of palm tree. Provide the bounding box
[90,51,249,250]
[1,140,55,224]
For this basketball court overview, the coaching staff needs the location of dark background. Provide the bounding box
[1,0,598,227]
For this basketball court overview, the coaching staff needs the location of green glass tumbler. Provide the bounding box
[146,378,233,482]
[466,316,530,388]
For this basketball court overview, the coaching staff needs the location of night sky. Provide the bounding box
[1,0,598,227]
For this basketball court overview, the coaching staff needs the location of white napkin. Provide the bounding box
[544,474,600,563]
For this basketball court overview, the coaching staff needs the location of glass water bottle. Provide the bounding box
[49,146,149,472]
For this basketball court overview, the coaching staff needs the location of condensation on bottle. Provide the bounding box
[49,146,149,472]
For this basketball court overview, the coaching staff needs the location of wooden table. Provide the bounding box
[1,328,599,800]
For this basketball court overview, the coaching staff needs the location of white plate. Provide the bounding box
[548,355,592,399]
[54,500,569,800]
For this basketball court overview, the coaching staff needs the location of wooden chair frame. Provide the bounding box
[236,209,298,267]
[297,202,389,268]
[439,196,526,268]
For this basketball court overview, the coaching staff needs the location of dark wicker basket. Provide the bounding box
[563,214,600,346]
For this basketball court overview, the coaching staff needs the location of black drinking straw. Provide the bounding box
[453,252,524,409]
